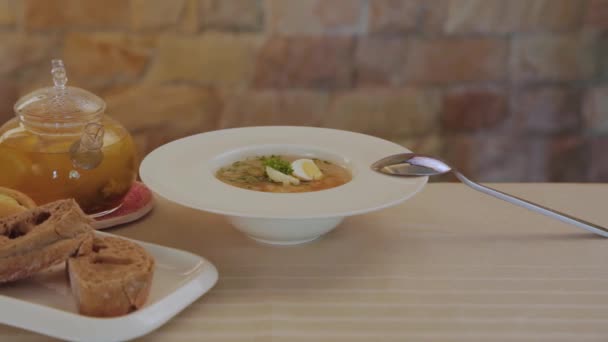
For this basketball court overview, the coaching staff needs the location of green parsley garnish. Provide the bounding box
[261,155,293,175]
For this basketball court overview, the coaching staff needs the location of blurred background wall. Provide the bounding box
[0,0,605,182]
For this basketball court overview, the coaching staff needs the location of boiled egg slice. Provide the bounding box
[266,166,300,185]
[291,159,323,181]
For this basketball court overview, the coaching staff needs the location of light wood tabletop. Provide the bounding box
[3,183,608,341]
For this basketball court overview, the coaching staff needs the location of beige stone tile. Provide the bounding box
[178,0,200,33]
[588,137,608,181]
[131,0,186,31]
[145,33,262,86]
[585,0,608,30]
[513,86,581,134]
[0,0,16,26]
[583,86,608,134]
[0,80,17,123]
[443,0,583,34]
[405,38,507,84]
[546,136,586,181]
[442,86,508,132]
[0,32,57,76]
[355,36,408,86]
[323,88,441,139]
[200,0,263,31]
[104,84,220,135]
[23,0,129,30]
[368,0,422,34]
[266,0,364,35]
[254,36,354,88]
[510,33,596,82]
[63,32,154,86]
[219,89,328,128]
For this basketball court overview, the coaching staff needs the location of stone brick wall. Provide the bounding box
[0,0,605,182]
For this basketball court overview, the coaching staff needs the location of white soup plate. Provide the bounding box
[140,126,427,245]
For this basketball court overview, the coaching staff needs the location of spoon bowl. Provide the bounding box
[372,154,452,176]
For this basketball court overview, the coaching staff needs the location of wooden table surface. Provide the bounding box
[3,183,608,341]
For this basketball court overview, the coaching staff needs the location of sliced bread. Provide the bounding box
[0,199,93,283]
[0,187,36,218]
[67,236,155,317]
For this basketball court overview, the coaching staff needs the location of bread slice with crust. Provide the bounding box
[67,236,155,317]
[0,199,94,283]
[0,186,36,218]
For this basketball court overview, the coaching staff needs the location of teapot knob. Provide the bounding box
[51,59,68,89]
[70,123,104,170]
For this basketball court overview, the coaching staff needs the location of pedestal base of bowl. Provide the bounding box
[249,235,321,246]
[226,216,344,246]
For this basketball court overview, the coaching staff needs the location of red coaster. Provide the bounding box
[92,181,154,230]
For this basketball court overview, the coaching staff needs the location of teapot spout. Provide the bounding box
[70,123,104,170]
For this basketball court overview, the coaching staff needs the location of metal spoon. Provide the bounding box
[372,153,608,238]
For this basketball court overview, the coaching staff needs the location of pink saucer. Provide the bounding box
[92,181,154,230]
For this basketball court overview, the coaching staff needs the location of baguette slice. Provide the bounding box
[0,199,93,283]
[67,236,155,317]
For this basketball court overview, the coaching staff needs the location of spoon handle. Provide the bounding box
[453,171,608,238]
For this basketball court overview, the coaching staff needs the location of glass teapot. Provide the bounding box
[0,60,137,216]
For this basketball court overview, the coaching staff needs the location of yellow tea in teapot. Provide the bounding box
[0,59,138,216]
[0,117,137,215]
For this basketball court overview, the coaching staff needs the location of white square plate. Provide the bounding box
[0,232,218,342]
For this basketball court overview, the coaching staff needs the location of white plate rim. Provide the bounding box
[140,126,428,219]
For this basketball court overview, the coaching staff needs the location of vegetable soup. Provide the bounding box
[216,155,351,193]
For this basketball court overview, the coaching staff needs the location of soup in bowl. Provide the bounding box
[216,155,352,193]
[140,127,427,245]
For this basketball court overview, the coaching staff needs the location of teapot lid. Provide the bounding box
[14,59,105,126]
